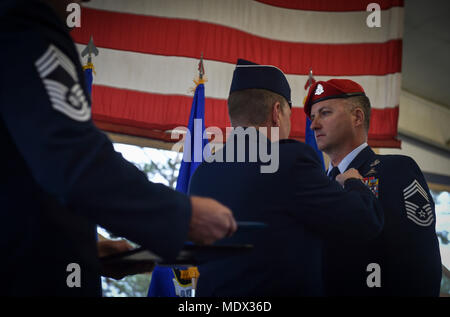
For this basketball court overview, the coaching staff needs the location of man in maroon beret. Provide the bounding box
[186,58,385,296]
[304,79,442,296]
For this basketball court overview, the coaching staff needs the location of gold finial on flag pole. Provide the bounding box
[193,52,207,87]
[303,68,316,105]
[81,35,99,74]
[199,52,204,80]
[190,53,208,93]
[308,68,314,88]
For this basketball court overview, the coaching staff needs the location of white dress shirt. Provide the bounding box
[327,142,368,176]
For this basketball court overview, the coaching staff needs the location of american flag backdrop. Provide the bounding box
[71,0,403,148]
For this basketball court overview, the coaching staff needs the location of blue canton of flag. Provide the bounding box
[147,82,209,297]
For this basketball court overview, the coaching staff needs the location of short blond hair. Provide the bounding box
[228,89,288,126]
[346,95,371,133]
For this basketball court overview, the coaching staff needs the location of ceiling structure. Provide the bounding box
[402,0,450,109]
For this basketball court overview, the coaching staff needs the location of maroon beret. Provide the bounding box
[304,79,365,117]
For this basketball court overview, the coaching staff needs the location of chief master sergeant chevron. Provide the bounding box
[0,0,237,296]
[305,78,442,296]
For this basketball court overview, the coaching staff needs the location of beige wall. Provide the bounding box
[378,138,450,177]
[398,90,450,148]
[378,90,450,184]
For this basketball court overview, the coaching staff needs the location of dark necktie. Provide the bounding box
[328,166,340,181]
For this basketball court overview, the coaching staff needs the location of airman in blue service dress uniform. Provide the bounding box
[305,79,442,296]
[0,0,236,296]
[189,59,384,296]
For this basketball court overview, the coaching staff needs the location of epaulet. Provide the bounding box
[376,154,416,167]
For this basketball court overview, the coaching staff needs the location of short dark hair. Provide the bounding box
[346,95,371,132]
[228,89,288,126]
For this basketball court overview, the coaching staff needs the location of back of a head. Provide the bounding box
[228,59,291,127]
[228,89,287,127]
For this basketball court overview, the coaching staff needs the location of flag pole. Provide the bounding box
[303,68,325,169]
[147,53,207,298]
[189,53,205,297]
[81,36,99,98]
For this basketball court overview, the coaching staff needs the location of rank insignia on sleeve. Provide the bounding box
[403,179,434,227]
[363,176,379,198]
[35,44,91,122]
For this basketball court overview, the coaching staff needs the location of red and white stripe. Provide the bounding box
[72,0,403,147]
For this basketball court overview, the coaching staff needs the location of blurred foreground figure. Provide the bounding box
[0,0,236,296]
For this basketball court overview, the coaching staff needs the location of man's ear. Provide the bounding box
[353,107,365,128]
[272,101,281,127]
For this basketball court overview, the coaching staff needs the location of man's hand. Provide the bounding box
[188,196,237,245]
[98,239,155,280]
[335,168,363,186]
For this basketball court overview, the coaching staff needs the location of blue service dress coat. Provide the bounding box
[323,146,442,296]
[0,0,191,296]
[189,129,384,296]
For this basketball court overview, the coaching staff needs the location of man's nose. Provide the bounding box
[310,117,319,130]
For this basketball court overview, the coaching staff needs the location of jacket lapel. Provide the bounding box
[346,146,377,173]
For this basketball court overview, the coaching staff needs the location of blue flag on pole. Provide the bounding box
[175,83,210,194]
[305,117,325,169]
[81,36,97,98]
[84,66,93,97]
[147,82,209,297]
[82,42,97,250]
